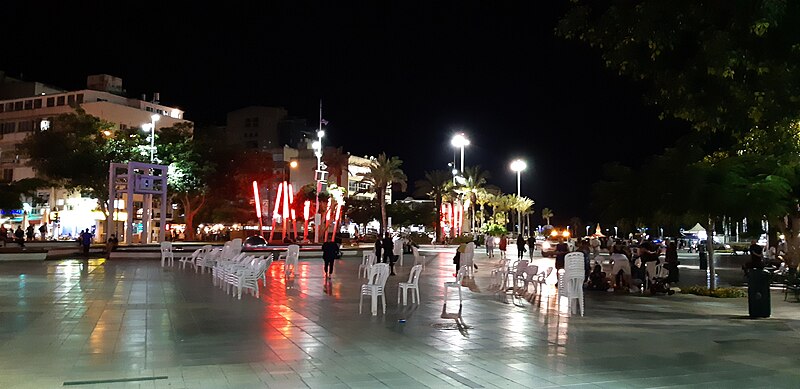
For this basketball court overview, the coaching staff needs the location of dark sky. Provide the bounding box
[4,1,689,225]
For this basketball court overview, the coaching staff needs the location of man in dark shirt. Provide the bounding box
[381,233,394,264]
[743,240,764,274]
[555,238,569,270]
[321,240,339,279]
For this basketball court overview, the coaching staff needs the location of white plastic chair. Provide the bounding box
[517,264,540,296]
[398,264,423,305]
[490,258,509,290]
[359,263,390,315]
[392,237,404,266]
[233,257,268,299]
[196,248,221,274]
[444,266,467,306]
[561,253,585,316]
[536,266,554,292]
[461,242,476,277]
[358,253,375,278]
[282,244,300,278]
[160,241,174,267]
[179,248,203,270]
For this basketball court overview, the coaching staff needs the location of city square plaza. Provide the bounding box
[0,246,798,389]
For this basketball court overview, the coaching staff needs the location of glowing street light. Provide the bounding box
[141,114,160,162]
[450,133,469,173]
[510,159,527,235]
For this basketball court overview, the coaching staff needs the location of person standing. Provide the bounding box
[577,239,591,282]
[527,235,537,260]
[38,224,47,241]
[0,225,7,247]
[321,239,339,279]
[14,226,25,247]
[516,235,526,260]
[374,237,383,262]
[590,237,601,262]
[390,234,403,275]
[498,234,508,259]
[485,233,495,258]
[555,237,569,270]
[381,233,394,264]
[25,225,34,241]
[81,229,92,255]
[664,241,680,283]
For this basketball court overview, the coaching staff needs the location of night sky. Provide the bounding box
[4,1,690,225]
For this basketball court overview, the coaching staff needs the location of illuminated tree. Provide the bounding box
[414,170,453,242]
[361,153,407,234]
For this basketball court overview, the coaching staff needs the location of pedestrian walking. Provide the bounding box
[26,225,34,241]
[381,232,394,265]
[485,233,495,258]
[498,234,508,259]
[527,235,536,260]
[516,235,526,260]
[321,239,339,279]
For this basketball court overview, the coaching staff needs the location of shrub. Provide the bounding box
[680,285,747,298]
[480,222,507,237]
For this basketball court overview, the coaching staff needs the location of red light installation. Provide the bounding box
[303,200,310,241]
[253,181,263,234]
[267,181,298,242]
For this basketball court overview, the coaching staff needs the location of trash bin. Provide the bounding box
[747,269,771,318]
[699,252,708,270]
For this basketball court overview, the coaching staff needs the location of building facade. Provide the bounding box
[0,73,190,241]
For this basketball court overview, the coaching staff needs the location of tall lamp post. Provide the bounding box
[313,101,327,243]
[141,114,160,162]
[139,114,160,244]
[510,159,527,236]
[450,133,469,173]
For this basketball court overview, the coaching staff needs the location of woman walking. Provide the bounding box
[498,234,508,259]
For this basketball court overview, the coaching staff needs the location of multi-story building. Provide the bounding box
[0,73,190,241]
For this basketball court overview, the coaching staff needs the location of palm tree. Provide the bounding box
[414,170,453,243]
[515,196,535,236]
[321,146,350,186]
[458,166,490,233]
[541,207,554,226]
[361,153,407,234]
[490,194,515,228]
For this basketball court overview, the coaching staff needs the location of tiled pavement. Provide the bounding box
[0,248,798,389]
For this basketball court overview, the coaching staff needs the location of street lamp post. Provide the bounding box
[313,101,326,243]
[141,114,160,163]
[139,114,160,244]
[510,159,527,236]
[450,133,469,173]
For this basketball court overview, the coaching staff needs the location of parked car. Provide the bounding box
[699,239,731,251]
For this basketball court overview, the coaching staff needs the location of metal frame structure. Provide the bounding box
[107,162,168,244]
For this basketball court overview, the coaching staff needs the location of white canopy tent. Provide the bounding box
[681,223,707,240]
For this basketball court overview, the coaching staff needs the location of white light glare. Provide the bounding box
[510,159,527,172]
[451,133,470,148]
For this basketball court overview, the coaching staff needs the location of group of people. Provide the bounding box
[373,233,412,276]
[579,238,680,294]
[0,224,49,247]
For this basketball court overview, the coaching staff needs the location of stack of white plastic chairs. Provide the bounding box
[219,254,273,299]
[212,252,249,288]
[561,252,585,316]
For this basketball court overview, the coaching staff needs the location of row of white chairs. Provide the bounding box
[212,253,273,299]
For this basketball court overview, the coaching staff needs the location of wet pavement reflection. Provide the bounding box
[0,249,798,388]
